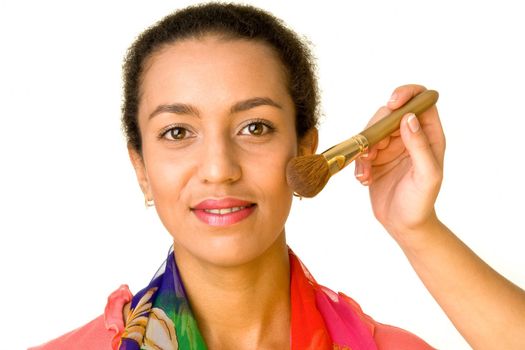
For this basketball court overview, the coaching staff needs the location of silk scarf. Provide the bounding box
[118,247,377,350]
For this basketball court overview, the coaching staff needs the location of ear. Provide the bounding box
[127,145,153,201]
[297,127,318,156]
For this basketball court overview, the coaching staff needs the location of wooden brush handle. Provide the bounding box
[360,90,439,146]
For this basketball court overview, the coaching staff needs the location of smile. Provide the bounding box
[191,199,257,227]
[203,205,251,215]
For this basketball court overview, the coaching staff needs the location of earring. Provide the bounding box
[145,197,155,208]
[293,192,303,201]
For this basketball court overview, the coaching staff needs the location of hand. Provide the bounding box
[354,84,446,243]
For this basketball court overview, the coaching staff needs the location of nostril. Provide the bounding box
[198,150,242,184]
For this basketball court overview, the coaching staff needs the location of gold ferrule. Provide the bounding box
[322,134,369,176]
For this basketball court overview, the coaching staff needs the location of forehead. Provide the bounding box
[139,36,291,112]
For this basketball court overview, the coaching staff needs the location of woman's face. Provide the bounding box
[130,36,316,267]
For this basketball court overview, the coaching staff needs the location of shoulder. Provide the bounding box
[28,315,112,350]
[28,285,132,350]
[373,322,435,350]
[291,250,434,349]
[337,292,435,350]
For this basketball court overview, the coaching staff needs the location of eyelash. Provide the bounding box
[158,119,276,141]
[158,124,194,141]
[238,119,276,136]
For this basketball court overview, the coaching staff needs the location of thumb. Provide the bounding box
[400,113,440,183]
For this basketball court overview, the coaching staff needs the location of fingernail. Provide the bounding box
[355,162,363,178]
[361,152,369,158]
[407,113,420,133]
[388,92,398,104]
[362,180,369,186]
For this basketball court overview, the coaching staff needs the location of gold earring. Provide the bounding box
[145,197,155,208]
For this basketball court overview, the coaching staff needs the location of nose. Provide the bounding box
[197,135,242,184]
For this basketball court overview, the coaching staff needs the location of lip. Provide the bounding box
[191,198,257,227]
[192,198,254,210]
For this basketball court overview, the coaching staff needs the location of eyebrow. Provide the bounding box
[149,103,200,119]
[148,97,282,120]
[230,97,282,114]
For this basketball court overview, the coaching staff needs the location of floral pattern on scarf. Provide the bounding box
[118,247,377,350]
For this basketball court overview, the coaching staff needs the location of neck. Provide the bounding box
[174,233,291,349]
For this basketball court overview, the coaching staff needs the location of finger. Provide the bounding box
[365,106,391,128]
[354,159,364,180]
[369,152,410,183]
[400,113,442,189]
[387,84,445,168]
[386,84,427,110]
[354,158,372,186]
[361,106,395,154]
[360,147,378,161]
[375,136,391,150]
[419,105,446,168]
[371,136,406,167]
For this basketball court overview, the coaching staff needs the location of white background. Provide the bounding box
[1,1,524,349]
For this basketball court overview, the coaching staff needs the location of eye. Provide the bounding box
[159,125,194,141]
[239,120,275,136]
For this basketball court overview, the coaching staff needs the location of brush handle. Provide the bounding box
[361,89,439,146]
[321,90,439,174]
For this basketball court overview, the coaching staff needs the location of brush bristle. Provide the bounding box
[286,154,331,198]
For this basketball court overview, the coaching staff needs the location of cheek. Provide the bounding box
[144,150,193,211]
[248,138,295,212]
[259,166,294,236]
[146,157,196,238]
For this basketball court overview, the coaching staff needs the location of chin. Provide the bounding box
[210,238,276,267]
[174,230,286,268]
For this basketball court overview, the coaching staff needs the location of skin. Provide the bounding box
[129,35,316,349]
[355,85,525,349]
[127,34,525,349]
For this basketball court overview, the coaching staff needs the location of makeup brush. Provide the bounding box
[286,89,439,198]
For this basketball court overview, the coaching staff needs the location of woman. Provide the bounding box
[30,3,525,349]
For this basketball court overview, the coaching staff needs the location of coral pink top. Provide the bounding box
[29,284,433,349]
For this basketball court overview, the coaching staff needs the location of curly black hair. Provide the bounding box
[122,2,319,154]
